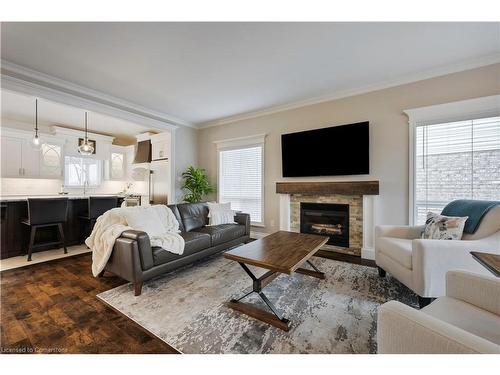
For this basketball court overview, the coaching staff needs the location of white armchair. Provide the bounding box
[375,205,500,307]
[377,271,500,354]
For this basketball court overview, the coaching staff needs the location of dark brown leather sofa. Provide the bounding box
[101,203,250,295]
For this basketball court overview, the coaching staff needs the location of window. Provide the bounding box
[414,116,500,224]
[64,156,103,187]
[217,135,265,226]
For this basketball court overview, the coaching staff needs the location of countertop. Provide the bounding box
[0,194,129,203]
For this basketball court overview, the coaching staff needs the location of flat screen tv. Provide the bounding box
[281,121,369,177]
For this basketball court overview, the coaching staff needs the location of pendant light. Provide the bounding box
[78,111,94,155]
[31,98,42,150]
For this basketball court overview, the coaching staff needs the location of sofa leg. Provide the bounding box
[418,296,432,309]
[134,281,143,296]
[377,267,386,277]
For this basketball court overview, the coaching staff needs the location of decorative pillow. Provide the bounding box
[422,212,468,240]
[207,202,236,226]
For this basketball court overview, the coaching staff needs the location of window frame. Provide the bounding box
[215,134,266,227]
[64,156,103,188]
[405,95,500,225]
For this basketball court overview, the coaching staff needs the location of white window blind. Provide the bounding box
[64,156,103,187]
[414,116,500,224]
[218,145,263,225]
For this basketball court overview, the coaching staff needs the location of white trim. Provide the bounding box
[279,194,291,231]
[198,53,500,128]
[50,126,115,143]
[361,247,375,260]
[404,94,500,225]
[362,195,375,255]
[404,94,500,126]
[1,60,188,130]
[214,134,266,149]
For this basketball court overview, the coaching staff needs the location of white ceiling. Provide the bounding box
[2,22,499,126]
[1,90,155,144]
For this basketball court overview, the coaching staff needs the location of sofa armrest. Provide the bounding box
[375,225,424,240]
[411,232,500,297]
[118,230,154,270]
[446,270,500,316]
[377,301,499,353]
[234,212,250,236]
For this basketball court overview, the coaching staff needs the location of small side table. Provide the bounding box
[470,251,500,277]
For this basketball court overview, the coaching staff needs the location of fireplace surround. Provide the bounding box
[277,181,379,259]
[300,202,349,247]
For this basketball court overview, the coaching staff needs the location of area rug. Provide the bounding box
[97,253,417,354]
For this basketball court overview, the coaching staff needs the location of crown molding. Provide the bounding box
[1,60,193,130]
[198,53,500,129]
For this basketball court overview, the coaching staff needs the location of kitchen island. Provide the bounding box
[0,195,124,259]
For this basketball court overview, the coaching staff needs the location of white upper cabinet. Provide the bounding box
[21,141,41,177]
[1,136,24,177]
[0,134,64,178]
[40,143,63,177]
[110,151,125,180]
[151,132,171,161]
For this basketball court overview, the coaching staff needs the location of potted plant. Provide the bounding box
[181,166,215,203]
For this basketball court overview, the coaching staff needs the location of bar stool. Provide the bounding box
[79,196,118,240]
[22,198,69,261]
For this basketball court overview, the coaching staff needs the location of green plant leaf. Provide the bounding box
[181,166,215,203]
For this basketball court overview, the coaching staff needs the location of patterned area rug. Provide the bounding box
[97,253,417,353]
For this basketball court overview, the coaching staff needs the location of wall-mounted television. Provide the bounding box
[281,121,369,177]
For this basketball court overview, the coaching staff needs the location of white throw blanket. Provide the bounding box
[86,205,185,277]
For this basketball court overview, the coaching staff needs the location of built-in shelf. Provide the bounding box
[276,181,379,195]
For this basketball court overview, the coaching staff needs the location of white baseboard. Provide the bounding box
[361,247,375,260]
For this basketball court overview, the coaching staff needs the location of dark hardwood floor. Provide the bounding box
[0,253,178,354]
[0,247,374,354]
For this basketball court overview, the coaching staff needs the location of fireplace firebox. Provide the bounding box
[300,202,349,247]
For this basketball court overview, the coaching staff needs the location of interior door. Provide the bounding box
[1,136,23,177]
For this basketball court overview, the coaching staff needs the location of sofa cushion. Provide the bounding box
[167,204,185,232]
[378,237,413,269]
[423,296,500,345]
[193,224,246,246]
[177,203,209,232]
[152,231,210,266]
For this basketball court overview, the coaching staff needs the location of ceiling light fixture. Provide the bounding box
[31,98,42,150]
[78,111,95,155]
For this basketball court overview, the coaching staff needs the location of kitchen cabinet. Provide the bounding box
[1,136,24,177]
[151,133,171,161]
[40,143,63,177]
[0,201,27,259]
[0,135,62,178]
[0,197,124,259]
[110,151,125,180]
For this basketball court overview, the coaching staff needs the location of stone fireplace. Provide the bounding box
[276,181,379,258]
[300,202,350,248]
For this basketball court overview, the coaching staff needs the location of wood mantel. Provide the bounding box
[276,181,379,195]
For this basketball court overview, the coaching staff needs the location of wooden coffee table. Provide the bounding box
[471,251,500,277]
[224,231,328,331]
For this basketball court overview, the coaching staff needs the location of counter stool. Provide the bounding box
[22,198,69,261]
[79,196,118,241]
